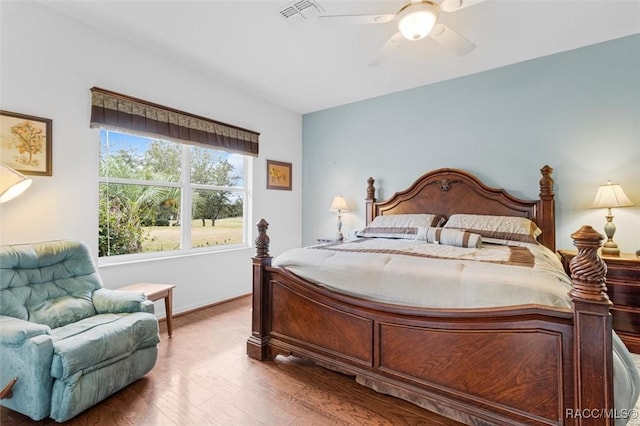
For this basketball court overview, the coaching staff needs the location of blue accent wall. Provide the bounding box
[302,34,640,251]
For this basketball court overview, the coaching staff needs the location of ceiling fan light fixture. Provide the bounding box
[397,2,440,41]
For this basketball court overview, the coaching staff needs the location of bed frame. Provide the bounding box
[247,166,613,426]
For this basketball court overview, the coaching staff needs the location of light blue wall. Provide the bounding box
[302,34,640,252]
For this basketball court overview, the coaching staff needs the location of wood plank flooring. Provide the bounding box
[0,295,464,425]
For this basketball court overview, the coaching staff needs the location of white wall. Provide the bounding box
[0,1,302,315]
[302,34,640,254]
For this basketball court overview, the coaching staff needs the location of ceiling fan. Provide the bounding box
[318,0,484,66]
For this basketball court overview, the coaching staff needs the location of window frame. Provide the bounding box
[98,129,251,265]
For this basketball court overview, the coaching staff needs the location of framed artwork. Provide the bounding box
[266,160,292,191]
[0,110,52,176]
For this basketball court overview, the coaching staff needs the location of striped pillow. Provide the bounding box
[357,214,445,239]
[416,227,482,248]
[443,214,541,244]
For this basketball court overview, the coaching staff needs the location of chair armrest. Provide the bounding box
[92,288,155,314]
[0,315,51,346]
[0,315,54,420]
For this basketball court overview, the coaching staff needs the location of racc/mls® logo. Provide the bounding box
[565,409,639,421]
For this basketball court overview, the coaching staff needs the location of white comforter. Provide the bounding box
[274,237,573,310]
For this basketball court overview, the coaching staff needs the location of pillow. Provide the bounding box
[443,214,541,244]
[416,227,482,248]
[357,213,445,239]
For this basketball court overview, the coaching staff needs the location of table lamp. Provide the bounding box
[591,180,634,256]
[0,163,32,203]
[329,195,349,241]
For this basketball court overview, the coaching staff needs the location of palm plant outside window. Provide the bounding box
[99,129,248,258]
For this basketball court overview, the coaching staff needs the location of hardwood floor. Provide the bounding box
[1,295,463,425]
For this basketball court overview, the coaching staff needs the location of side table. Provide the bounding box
[316,237,339,244]
[558,250,640,353]
[118,283,176,337]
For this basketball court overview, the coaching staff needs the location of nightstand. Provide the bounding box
[558,250,640,353]
[316,238,340,244]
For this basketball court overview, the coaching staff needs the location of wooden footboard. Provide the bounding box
[247,222,611,426]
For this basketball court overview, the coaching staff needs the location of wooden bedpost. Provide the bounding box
[247,219,272,361]
[538,165,556,252]
[569,225,613,425]
[365,177,376,225]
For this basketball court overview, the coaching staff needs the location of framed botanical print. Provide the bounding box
[0,110,52,176]
[266,160,292,191]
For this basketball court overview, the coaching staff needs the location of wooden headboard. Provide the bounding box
[365,165,556,251]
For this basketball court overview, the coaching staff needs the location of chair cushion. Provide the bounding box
[0,241,102,328]
[50,312,159,379]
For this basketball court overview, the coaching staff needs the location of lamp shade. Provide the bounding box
[591,181,634,209]
[329,195,348,212]
[0,163,32,203]
[397,2,439,41]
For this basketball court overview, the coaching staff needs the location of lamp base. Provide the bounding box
[601,240,621,256]
[335,212,344,241]
[601,215,621,256]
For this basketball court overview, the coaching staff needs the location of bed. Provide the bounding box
[247,166,639,426]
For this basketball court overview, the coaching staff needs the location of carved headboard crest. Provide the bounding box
[426,179,462,192]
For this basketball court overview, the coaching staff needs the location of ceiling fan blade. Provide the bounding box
[368,31,404,67]
[318,14,395,25]
[439,0,485,13]
[429,24,475,56]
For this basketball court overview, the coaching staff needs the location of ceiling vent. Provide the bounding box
[278,0,324,23]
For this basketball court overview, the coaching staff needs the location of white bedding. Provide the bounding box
[274,237,573,310]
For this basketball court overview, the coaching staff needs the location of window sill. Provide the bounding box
[98,244,251,268]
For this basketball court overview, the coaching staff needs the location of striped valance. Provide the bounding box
[90,87,259,156]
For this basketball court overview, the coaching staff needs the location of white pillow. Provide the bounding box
[443,214,541,245]
[358,214,445,239]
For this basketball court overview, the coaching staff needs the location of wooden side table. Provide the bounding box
[118,283,176,337]
[558,250,640,353]
[316,237,339,244]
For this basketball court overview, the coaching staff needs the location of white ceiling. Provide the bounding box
[42,0,640,114]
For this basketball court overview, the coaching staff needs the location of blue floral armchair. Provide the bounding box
[0,240,159,422]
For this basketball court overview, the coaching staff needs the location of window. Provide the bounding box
[89,87,259,259]
[99,129,249,258]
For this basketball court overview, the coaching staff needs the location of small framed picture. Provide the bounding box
[266,160,292,191]
[0,110,52,176]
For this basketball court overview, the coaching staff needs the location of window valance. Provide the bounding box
[90,87,259,156]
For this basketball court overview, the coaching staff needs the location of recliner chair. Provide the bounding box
[0,240,159,422]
